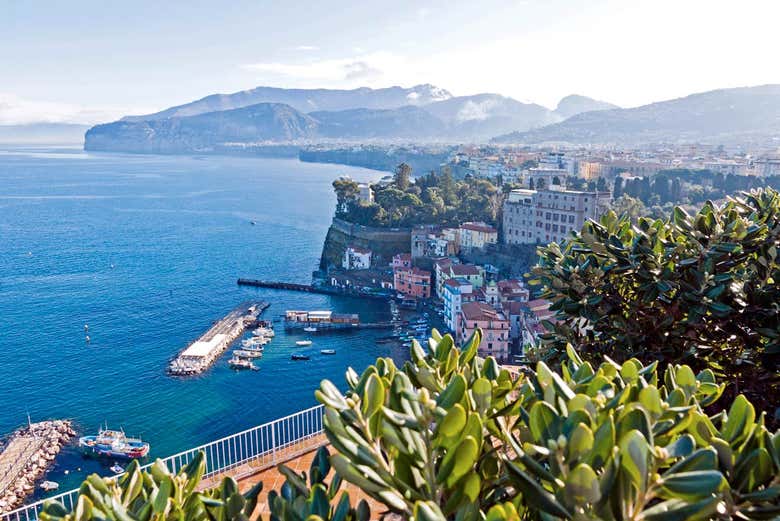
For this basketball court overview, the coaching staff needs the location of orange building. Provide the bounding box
[457,301,510,361]
[393,266,432,299]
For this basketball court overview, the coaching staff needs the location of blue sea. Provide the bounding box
[0,146,407,497]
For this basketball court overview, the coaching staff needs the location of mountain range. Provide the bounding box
[85,85,617,151]
[84,83,780,152]
[493,85,780,146]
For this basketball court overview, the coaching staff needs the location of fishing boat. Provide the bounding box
[233,349,263,358]
[110,463,125,474]
[303,326,318,332]
[40,481,59,491]
[295,340,312,346]
[320,349,336,355]
[291,354,310,360]
[79,427,150,459]
[228,357,258,370]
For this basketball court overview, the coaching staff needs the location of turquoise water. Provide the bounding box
[0,147,407,497]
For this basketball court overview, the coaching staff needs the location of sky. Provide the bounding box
[3,0,780,125]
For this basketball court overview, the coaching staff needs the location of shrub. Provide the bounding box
[314,331,780,520]
[40,452,262,521]
[529,188,780,414]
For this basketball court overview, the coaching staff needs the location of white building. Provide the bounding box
[503,187,612,245]
[357,183,374,203]
[342,246,372,270]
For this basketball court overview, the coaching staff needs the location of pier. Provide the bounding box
[237,278,392,300]
[0,420,75,513]
[167,301,268,376]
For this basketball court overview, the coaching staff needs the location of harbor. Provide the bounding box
[167,301,269,376]
[284,309,403,330]
[0,420,75,513]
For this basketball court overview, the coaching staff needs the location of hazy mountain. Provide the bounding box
[0,123,89,144]
[312,106,446,139]
[86,103,319,153]
[122,84,453,122]
[424,94,555,139]
[553,94,619,120]
[493,85,780,145]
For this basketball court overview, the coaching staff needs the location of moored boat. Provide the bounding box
[303,326,318,332]
[295,340,312,346]
[228,357,258,370]
[79,427,150,459]
[233,349,263,358]
[320,349,336,355]
[291,354,310,360]
[40,481,59,491]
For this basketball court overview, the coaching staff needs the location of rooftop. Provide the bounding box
[451,264,481,276]
[461,301,507,322]
[460,222,497,234]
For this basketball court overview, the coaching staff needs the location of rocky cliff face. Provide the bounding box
[319,218,411,271]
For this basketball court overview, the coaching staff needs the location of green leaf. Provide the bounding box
[437,374,466,409]
[438,403,467,439]
[528,401,560,442]
[721,394,755,445]
[619,430,650,491]
[361,373,385,418]
[658,470,726,501]
[563,463,601,506]
[506,461,572,519]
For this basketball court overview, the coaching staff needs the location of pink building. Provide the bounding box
[458,301,510,361]
[392,253,412,270]
[394,266,432,299]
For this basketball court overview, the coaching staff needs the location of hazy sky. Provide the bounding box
[3,0,780,124]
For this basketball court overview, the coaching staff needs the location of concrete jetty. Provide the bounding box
[0,420,75,513]
[236,278,392,300]
[167,301,268,376]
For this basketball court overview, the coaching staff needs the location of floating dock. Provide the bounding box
[168,301,268,376]
[237,278,392,300]
[0,420,75,513]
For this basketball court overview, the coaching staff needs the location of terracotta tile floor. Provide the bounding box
[199,434,385,519]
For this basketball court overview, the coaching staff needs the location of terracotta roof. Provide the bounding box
[460,222,497,234]
[393,253,412,261]
[526,299,552,311]
[461,301,507,322]
[451,264,480,276]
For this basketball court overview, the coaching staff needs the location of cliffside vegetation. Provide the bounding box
[333,164,502,228]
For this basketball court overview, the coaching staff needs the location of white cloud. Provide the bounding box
[291,45,320,51]
[241,52,408,88]
[0,93,150,125]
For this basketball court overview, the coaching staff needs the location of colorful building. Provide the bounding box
[458,222,498,250]
[457,301,510,361]
[391,253,412,270]
[442,278,474,332]
[393,266,432,299]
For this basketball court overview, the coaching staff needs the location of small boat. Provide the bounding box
[253,327,274,338]
[291,354,310,360]
[110,463,124,474]
[303,326,318,333]
[242,337,267,348]
[320,349,336,355]
[233,349,263,358]
[250,221,256,225]
[79,427,150,459]
[295,340,312,346]
[40,481,59,491]
[228,357,258,370]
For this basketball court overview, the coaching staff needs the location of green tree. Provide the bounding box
[332,178,359,216]
[530,189,780,415]
[596,176,608,192]
[612,194,648,222]
[394,162,412,191]
[613,176,624,198]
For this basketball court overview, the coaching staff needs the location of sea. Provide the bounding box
[0,146,409,498]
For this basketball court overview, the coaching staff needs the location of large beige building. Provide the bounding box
[503,187,611,245]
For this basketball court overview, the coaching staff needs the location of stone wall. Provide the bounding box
[320,218,411,271]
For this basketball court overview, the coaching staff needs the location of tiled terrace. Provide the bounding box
[198,434,385,519]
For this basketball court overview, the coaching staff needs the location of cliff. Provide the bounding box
[319,218,411,271]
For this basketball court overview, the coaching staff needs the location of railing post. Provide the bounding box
[270,422,277,465]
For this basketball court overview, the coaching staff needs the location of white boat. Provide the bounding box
[253,327,274,338]
[228,357,258,370]
[295,340,313,346]
[233,349,263,358]
[242,338,267,348]
[40,481,59,491]
[320,349,336,355]
[110,463,124,474]
[303,326,318,332]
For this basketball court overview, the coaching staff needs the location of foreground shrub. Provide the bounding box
[314,331,780,520]
[529,188,780,414]
[40,452,261,521]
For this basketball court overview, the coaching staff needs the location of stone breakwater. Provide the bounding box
[0,420,75,513]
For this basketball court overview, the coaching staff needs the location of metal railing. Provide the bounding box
[2,404,325,521]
